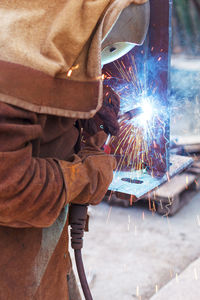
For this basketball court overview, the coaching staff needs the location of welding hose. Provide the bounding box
[69,204,93,300]
[75,250,93,300]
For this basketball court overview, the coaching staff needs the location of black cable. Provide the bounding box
[75,249,93,300]
[69,204,93,300]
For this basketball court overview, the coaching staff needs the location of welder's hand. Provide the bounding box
[97,85,120,136]
[79,131,108,158]
[59,130,116,206]
[59,134,116,206]
[83,85,120,137]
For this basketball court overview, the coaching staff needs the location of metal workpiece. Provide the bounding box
[109,155,193,199]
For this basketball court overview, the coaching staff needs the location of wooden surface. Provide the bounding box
[193,161,200,168]
[153,173,196,198]
[187,166,200,175]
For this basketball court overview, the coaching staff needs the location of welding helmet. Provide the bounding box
[101,1,150,66]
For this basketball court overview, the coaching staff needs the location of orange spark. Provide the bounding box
[67,69,72,77]
[166,172,170,182]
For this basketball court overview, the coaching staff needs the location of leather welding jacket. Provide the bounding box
[0,0,148,299]
[0,101,117,299]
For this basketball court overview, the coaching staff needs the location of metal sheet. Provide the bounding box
[109,155,193,199]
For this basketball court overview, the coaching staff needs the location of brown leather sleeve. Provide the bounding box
[0,102,66,228]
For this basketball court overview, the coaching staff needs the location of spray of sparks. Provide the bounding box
[104,53,169,176]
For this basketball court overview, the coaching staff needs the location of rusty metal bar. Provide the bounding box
[146,0,172,176]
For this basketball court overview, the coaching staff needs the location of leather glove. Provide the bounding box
[59,131,116,205]
[79,131,108,157]
[82,85,120,137]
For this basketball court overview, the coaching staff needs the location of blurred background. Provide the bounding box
[171,0,200,138]
[172,0,200,56]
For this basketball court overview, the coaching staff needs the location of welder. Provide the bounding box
[0,1,149,299]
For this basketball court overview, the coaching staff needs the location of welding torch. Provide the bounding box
[118,106,143,122]
[104,106,143,154]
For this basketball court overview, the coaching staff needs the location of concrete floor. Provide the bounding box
[151,257,200,300]
[70,189,200,300]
